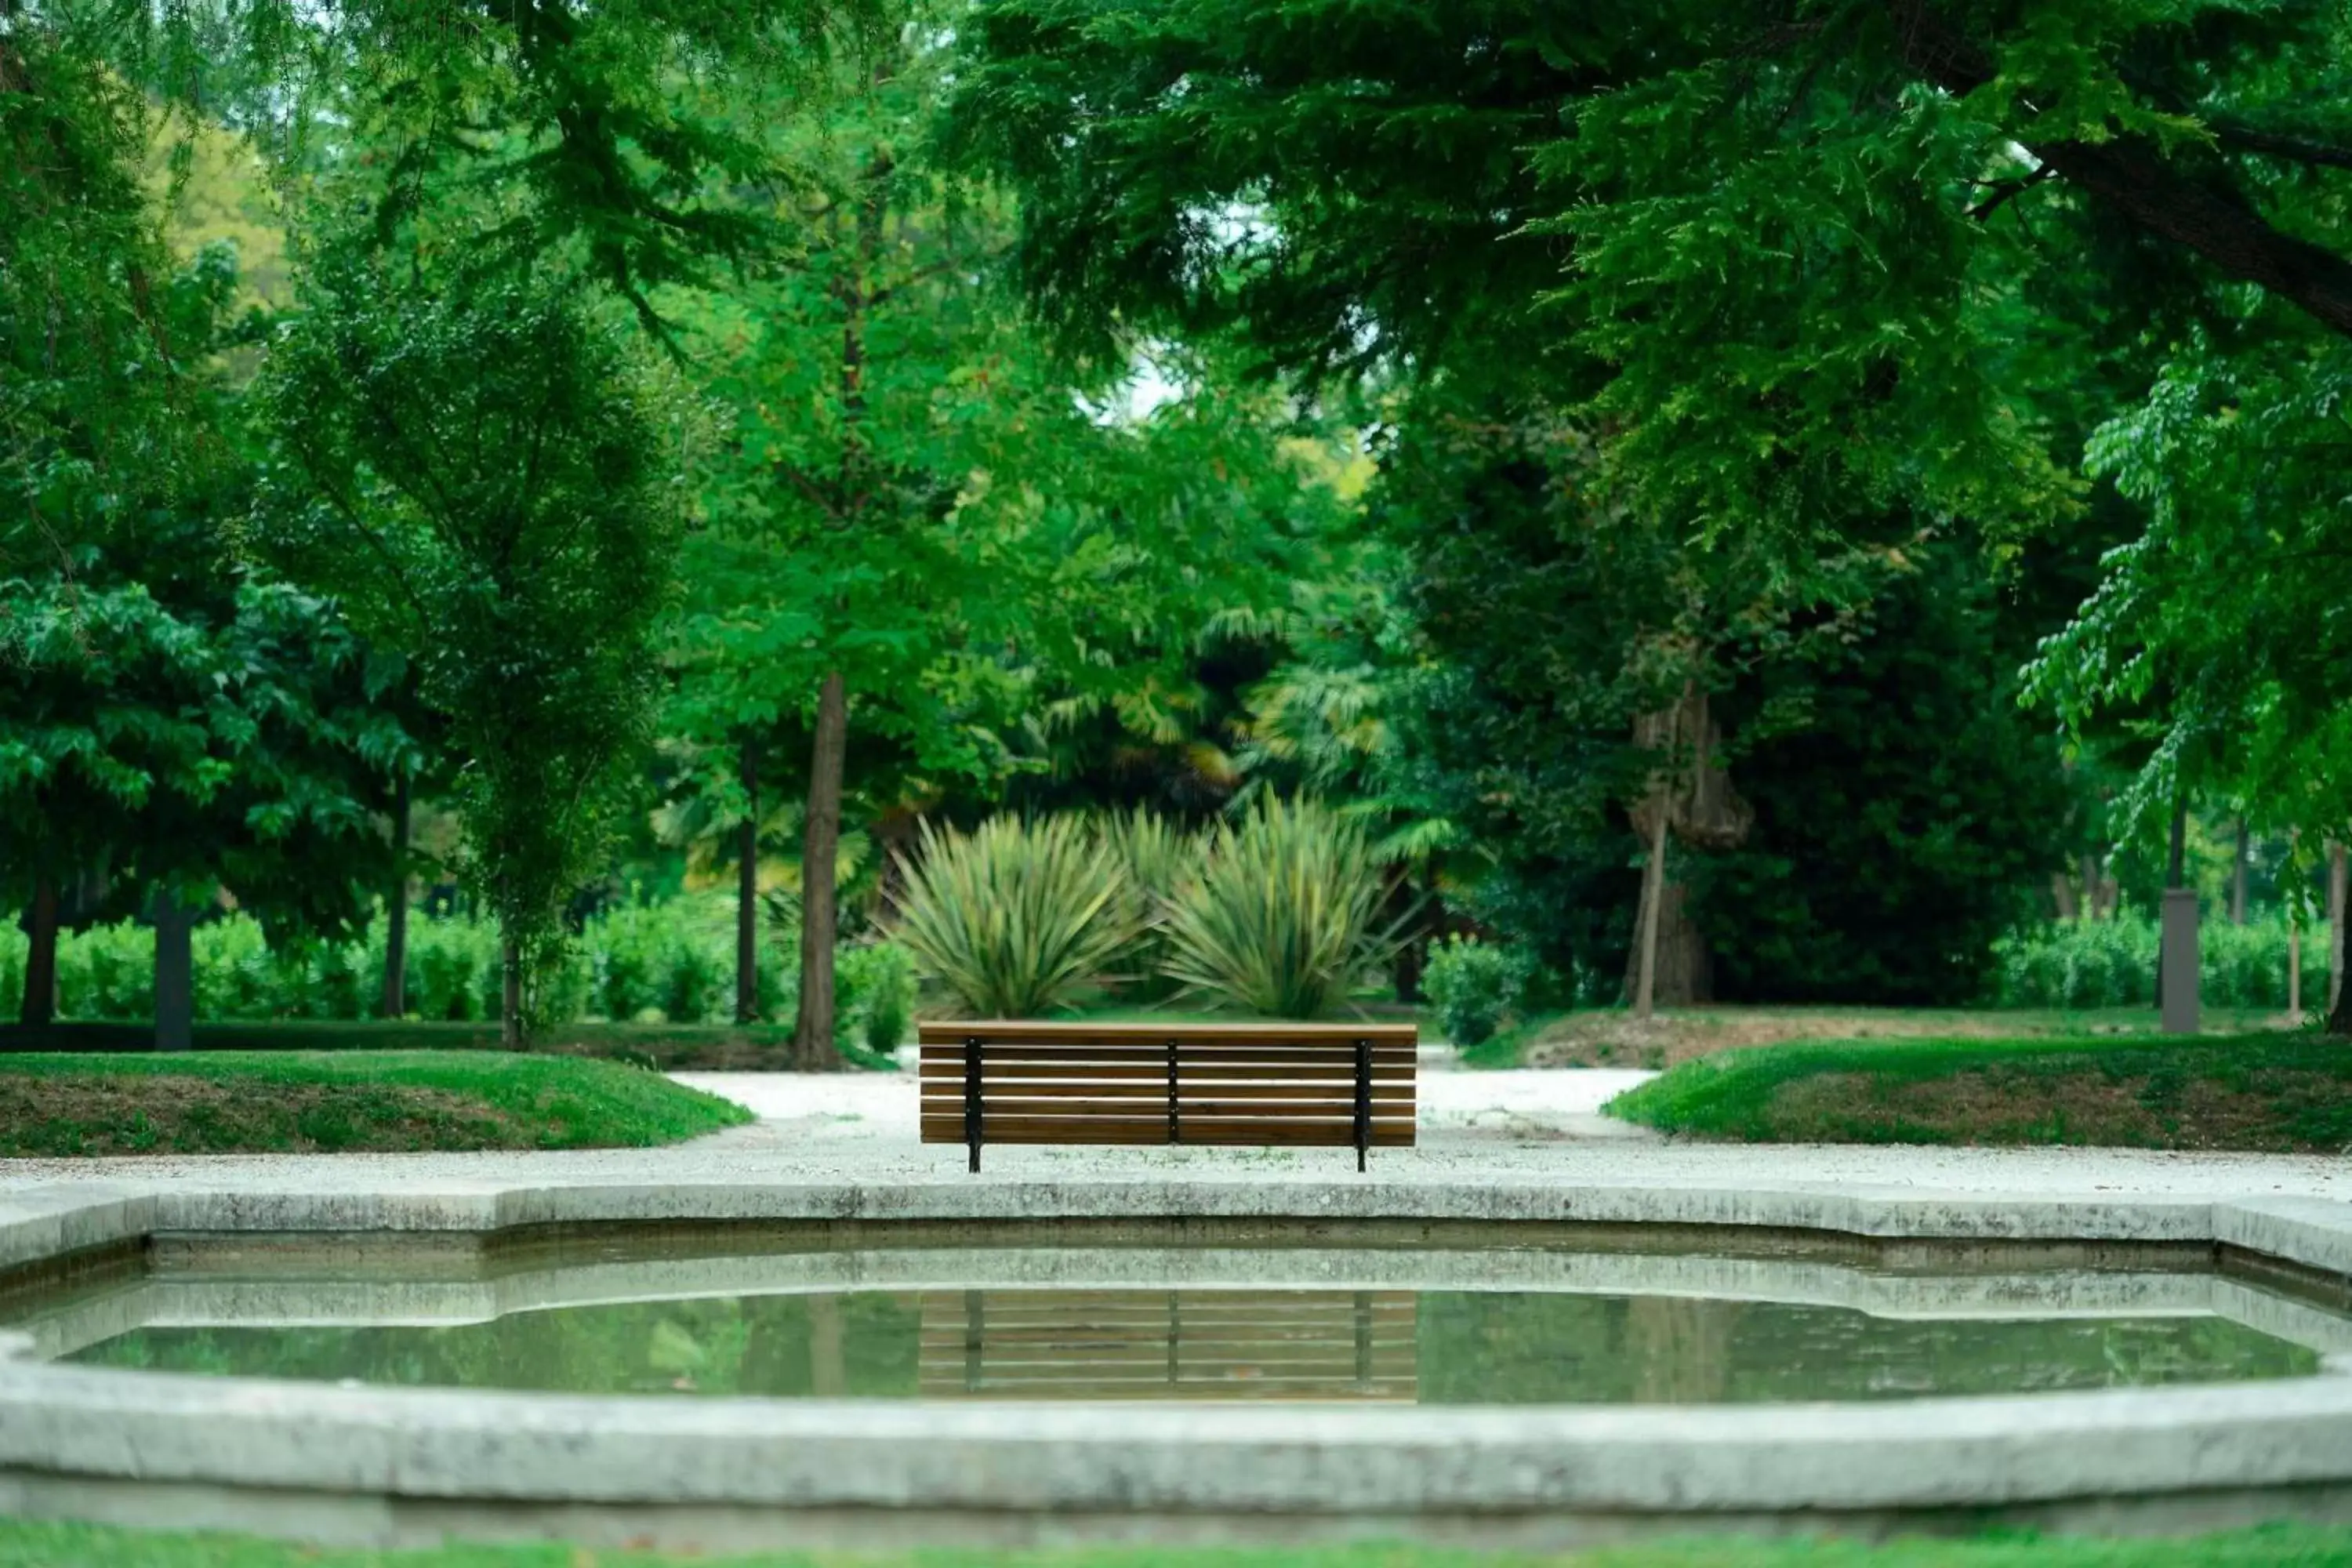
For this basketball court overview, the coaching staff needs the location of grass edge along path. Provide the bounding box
[2,1519,2350,1568]
[0,1051,751,1157]
[1607,1033,2352,1152]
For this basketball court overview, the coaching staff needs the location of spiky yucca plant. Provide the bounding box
[888,815,1140,1017]
[1094,806,1204,998]
[1160,795,1396,1018]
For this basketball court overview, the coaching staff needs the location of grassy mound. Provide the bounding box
[0,1519,2346,1567]
[0,1051,751,1157]
[1606,1033,2352,1152]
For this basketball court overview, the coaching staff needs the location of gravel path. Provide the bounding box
[0,1065,2346,1203]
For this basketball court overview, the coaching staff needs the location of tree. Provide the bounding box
[673,26,1334,1062]
[260,252,681,1044]
[2,23,408,1044]
[952,0,2352,1021]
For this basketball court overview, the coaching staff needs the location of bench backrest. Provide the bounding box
[918,1021,1417,1171]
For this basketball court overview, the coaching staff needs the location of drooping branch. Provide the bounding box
[1887,1,2352,339]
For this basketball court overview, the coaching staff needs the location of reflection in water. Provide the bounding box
[68,1287,2321,1403]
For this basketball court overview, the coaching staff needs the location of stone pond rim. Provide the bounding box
[0,1172,2350,1551]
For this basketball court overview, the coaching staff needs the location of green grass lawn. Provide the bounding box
[2,1520,2349,1568]
[1606,1033,2352,1152]
[1465,1005,2293,1071]
[0,1051,751,1157]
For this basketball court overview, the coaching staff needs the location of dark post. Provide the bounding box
[152,888,195,1053]
[1352,1036,1371,1173]
[1167,1038,1180,1146]
[964,1033,983,1174]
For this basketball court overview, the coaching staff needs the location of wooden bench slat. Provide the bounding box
[924,1096,1410,1120]
[919,1062,1413,1083]
[918,1045,1415,1067]
[920,1022,1415,1043]
[919,1079,1409,1103]
[923,1120,1414,1148]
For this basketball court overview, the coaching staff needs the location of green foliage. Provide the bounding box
[1993,917,2332,1014]
[1160,797,1395,1019]
[261,251,684,1031]
[889,816,1139,1018]
[1092,807,1203,998]
[836,942,916,1054]
[1421,937,1533,1048]
[1693,550,2071,1007]
[0,901,833,1028]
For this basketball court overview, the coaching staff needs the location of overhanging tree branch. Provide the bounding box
[1887,0,2352,339]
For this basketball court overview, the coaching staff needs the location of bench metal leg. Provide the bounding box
[964,1035,983,1174]
[1353,1036,1370,1173]
[1167,1038,1180,1146]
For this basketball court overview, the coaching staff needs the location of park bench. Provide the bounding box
[918,1020,1417,1173]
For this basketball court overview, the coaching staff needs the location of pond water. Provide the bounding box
[20,1235,2347,1405]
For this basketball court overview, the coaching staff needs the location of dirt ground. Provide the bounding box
[1515,1006,2289,1071]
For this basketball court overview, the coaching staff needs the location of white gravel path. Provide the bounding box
[2,1065,2343,1206]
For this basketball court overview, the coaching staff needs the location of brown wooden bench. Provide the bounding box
[917,1021,1417,1172]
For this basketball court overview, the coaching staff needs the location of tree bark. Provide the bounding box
[152,888,194,1053]
[500,936,523,1049]
[1632,794,1669,1019]
[793,670,848,1071]
[2288,922,2304,1027]
[2050,873,2078,922]
[2328,840,2347,1029]
[18,873,59,1029]
[2078,853,2100,922]
[381,774,411,1018]
[2230,820,2249,925]
[736,741,760,1026]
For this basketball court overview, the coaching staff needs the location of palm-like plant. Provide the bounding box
[1094,805,1204,997]
[889,815,1140,1017]
[1161,795,1399,1018]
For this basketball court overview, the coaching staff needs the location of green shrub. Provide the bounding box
[837,941,916,1052]
[0,896,777,1028]
[1094,806,1204,998]
[1160,795,1396,1018]
[408,913,504,1021]
[889,815,1139,1017]
[1423,935,1533,1047]
[1991,914,2332,1011]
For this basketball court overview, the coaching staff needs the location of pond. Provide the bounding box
[10,1230,2348,1406]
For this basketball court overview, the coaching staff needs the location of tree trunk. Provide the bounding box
[2050,873,2078,922]
[2288,922,2304,1027]
[736,741,760,1026]
[2230,819,2249,925]
[2078,853,2100,922]
[793,670,848,1071]
[500,936,523,1049]
[2328,840,2347,1027]
[1632,799,1669,1019]
[152,888,195,1053]
[18,873,59,1029]
[381,774,411,1018]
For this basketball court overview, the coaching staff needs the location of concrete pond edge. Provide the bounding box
[2,1171,2352,1548]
